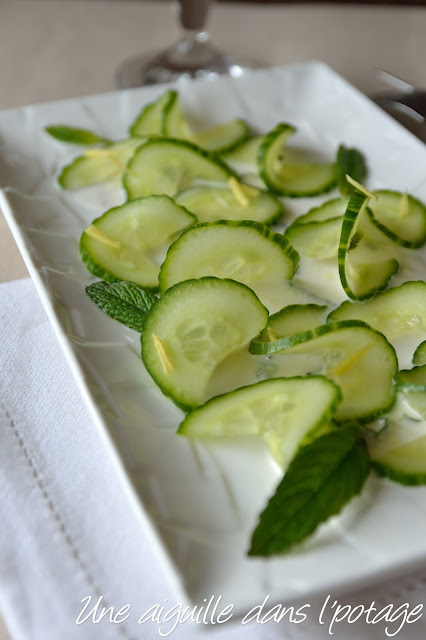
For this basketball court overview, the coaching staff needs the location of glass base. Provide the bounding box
[116,43,260,89]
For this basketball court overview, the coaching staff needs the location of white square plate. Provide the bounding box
[1,61,426,615]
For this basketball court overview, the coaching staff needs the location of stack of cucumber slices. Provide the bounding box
[47,87,426,557]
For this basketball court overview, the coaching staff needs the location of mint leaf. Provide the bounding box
[337,145,367,195]
[45,125,111,145]
[248,426,370,556]
[85,281,157,332]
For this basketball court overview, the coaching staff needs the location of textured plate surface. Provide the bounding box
[1,62,426,614]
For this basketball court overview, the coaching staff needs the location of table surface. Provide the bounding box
[1,1,426,637]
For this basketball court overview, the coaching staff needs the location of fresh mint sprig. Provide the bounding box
[45,125,111,145]
[85,281,157,332]
[248,426,370,556]
[337,145,368,195]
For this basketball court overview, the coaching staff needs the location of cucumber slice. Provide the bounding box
[369,190,426,248]
[123,138,235,200]
[413,340,426,365]
[59,137,143,190]
[250,319,398,422]
[402,392,426,421]
[285,217,343,259]
[395,366,426,422]
[373,435,426,485]
[267,304,329,339]
[158,221,299,296]
[129,90,176,137]
[80,195,196,288]
[174,183,283,225]
[397,365,426,392]
[141,277,268,410]
[368,412,426,485]
[193,120,250,154]
[288,196,349,226]
[338,187,399,300]
[178,376,341,469]
[221,135,264,166]
[162,90,249,153]
[328,281,426,342]
[257,123,337,198]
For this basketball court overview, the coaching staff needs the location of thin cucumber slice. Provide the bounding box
[162,91,249,153]
[397,365,426,392]
[178,376,341,469]
[395,366,426,422]
[59,137,143,190]
[257,123,337,198]
[373,436,426,485]
[369,413,426,485]
[369,190,426,248]
[174,183,283,225]
[267,304,329,339]
[159,221,299,295]
[288,196,349,227]
[413,340,426,365]
[221,135,264,166]
[250,319,398,422]
[141,277,268,410]
[193,119,250,154]
[80,195,196,289]
[285,217,343,259]
[328,281,426,342]
[129,90,176,137]
[402,392,426,420]
[123,138,235,200]
[338,187,399,300]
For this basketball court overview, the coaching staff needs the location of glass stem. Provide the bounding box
[169,0,216,68]
[177,0,211,32]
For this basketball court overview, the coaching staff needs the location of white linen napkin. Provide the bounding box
[1,278,426,640]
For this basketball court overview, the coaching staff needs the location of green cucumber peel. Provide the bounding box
[85,281,157,332]
[336,145,368,195]
[248,425,370,556]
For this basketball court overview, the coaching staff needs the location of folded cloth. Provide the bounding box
[1,278,426,640]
